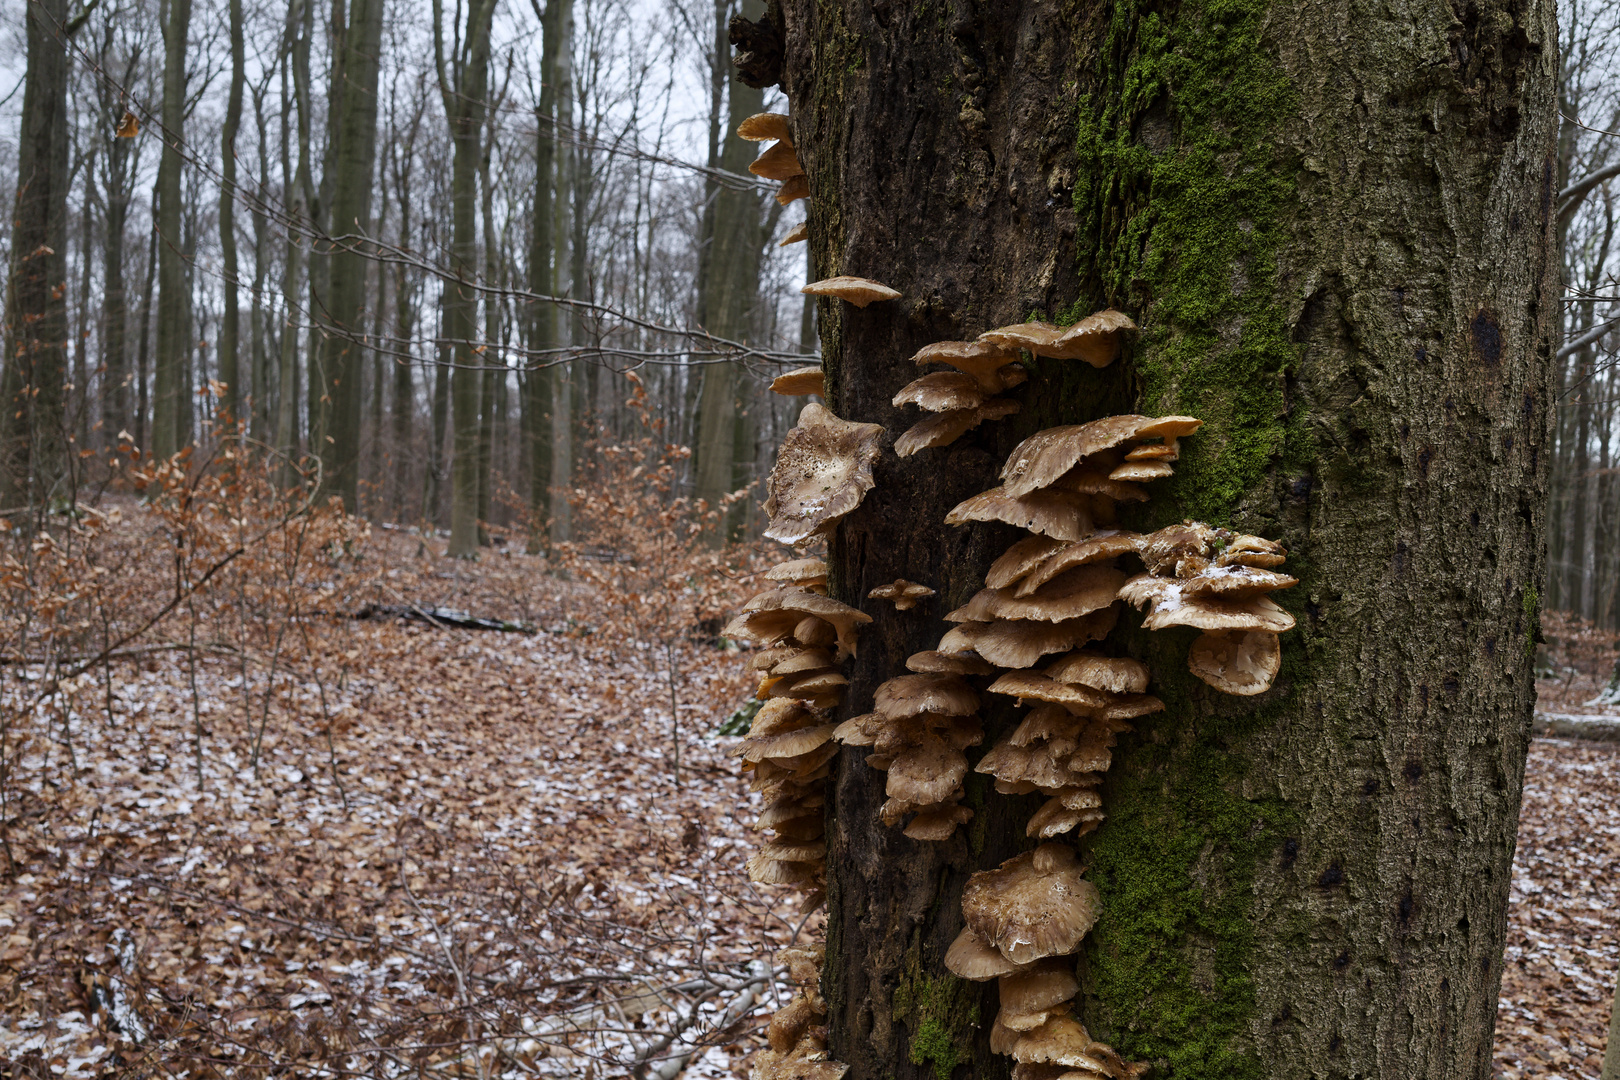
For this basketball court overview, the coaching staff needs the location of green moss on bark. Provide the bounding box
[1067,0,1305,1074]
[892,937,981,1080]
[1073,0,1304,527]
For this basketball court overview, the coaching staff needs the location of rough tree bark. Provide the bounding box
[524,0,561,551]
[0,0,72,507]
[769,0,1558,1076]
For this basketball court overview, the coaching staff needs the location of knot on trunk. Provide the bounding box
[729,11,784,89]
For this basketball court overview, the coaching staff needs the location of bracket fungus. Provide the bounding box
[749,139,805,181]
[1120,521,1298,695]
[780,220,809,246]
[762,404,883,547]
[892,352,1028,454]
[800,276,901,307]
[776,175,809,205]
[978,309,1135,365]
[894,399,1020,458]
[750,943,849,1080]
[770,366,826,397]
[867,578,935,611]
[737,112,792,142]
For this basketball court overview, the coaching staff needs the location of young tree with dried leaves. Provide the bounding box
[738,0,1560,1075]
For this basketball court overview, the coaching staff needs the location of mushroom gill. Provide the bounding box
[771,366,826,397]
[800,276,901,307]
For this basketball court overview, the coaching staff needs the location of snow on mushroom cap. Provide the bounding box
[962,844,1101,964]
[763,403,884,547]
[800,276,902,307]
[1119,575,1296,633]
[1000,415,1203,499]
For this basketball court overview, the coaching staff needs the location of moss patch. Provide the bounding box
[1065,0,1306,1074]
[1072,0,1305,527]
[892,935,981,1080]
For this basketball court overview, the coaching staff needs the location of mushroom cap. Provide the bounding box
[1179,565,1299,597]
[1011,1014,1108,1068]
[999,959,1081,1016]
[739,723,838,762]
[974,737,1081,791]
[1050,468,1150,503]
[894,400,1019,457]
[1066,719,1118,773]
[755,797,823,831]
[1125,442,1178,461]
[904,803,974,841]
[1188,629,1281,695]
[763,404,885,546]
[949,564,1126,624]
[874,673,979,718]
[963,845,1101,964]
[986,534,1069,590]
[787,672,849,696]
[723,608,802,646]
[1015,532,1143,597]
[746,851,820,884]
[939,606,1119,669]
[910,340,1024,392]
[759,838,829,862]
[886,735,968,804]
[831,713,879,746]
[905,650,995,676]
[771,648,834,676]
[944,924,1025,981]
[1051,308,1137,367]
[738,112,792,142]
[869,579,936,610]
[1119,576,1297,633]
[775,943,825,986]
[1137,521,1225,577]
[767,993,818,1053]
[750,140,805,180]
[753,644,807,670]
[794,616,837,648]
[893,371,988,412]
[801,276,901,307]
[1217,533,1288,570]
[1108,459,1174,482]
[771,366,826,397]
[744,587,873,658]
[1043,651,1150,694]
[1027,797,1104,839]
[1000,416,1204,499]
[1008,704,1087,749]
[977,320,1065,357]
[945,486,1096,541]
[780,219,809,246]
[776,175,809,205]
[766,557,830,585]
[749,698,823,737]
[987,671,1111,712]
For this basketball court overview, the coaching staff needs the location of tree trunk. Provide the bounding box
[134,217,157,454]
[692,0,767,539]
[151,0,193,459]
[311,0,385,510]
[276,0,314,479]
[218,0,245,428]
[523,0,561,552]
[74,144,97,454]
[100,47,134,446]
[0,0,72,508]
[425,285,452,526]
[548,0,575,544]
[774,0,1558,1076]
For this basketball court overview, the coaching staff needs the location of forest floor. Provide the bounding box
[0,518,1614,1078]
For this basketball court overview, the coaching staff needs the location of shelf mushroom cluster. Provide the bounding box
[892,310,1137,458]
[754,943,846,1080]
[1121,521,1298,695]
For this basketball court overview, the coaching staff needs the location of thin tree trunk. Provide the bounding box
[0,0,73,508]
[548,0,575,544]
[276,0,313,477]
[777,0,1558,1077]
[218,0,244,428]
[425,285,451,526]
[134,216,157,454]
[100,54,133,446]
[151,0,192,458]
[74,144,97,453]
[523,0,560,551]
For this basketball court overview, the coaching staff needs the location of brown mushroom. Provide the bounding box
[868,579,936,611]
[895,400,1021,457]
[986,534,1070,589]
[737,723,838,762]
[893,371,988,412]
[977,321,1066,357]
[771,648,834,676]
[999,959,1080,1019]
[944,924,1025,981]
[874,673,979,718]
[1178,565,1298,597]
[1043,652,1150,694]
[780,220,809,246]
[771,366,826,397]
[1108,459,1174,482]
[1188,628,1282,695]
[1050,308,1137,367]
[743,588,874,659]
[767,994,819,1053]
[962,844,1101,964]
[766,557,829,588]
[794,616,837,648]
[750,140,805,180]
[938,605,1119,669]
[1000,415,1204,499]
[885,734,968,804]
[909,340,1025,392]
[738,112,792,142]
[800,276,901,307]
[1124,441,1178,461]
[763,403,884,547]
[1027,797,1105,839]
[1216,533,1288,569]
[904,803,975,841]
[1010,1014,1105,1067]
[1014,532,1143,596]
[777,175,809,205]
[905,650,995,676]
[945,486,1096,542]
[948,564,1126,624]
[1117,576,1296,633]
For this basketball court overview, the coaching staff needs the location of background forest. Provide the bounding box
[0,0,1617,1074]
